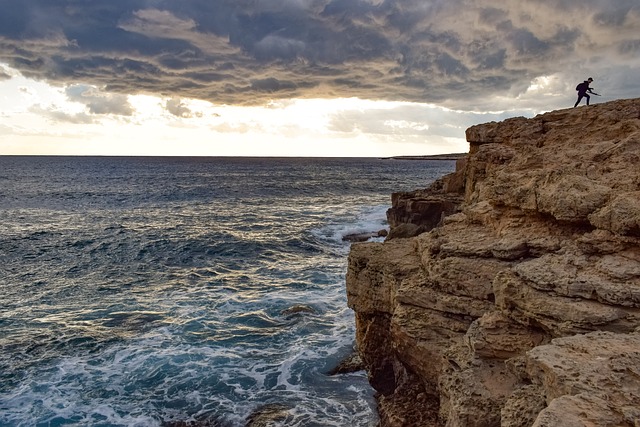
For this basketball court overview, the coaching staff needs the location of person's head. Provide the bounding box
[588,77,593,82]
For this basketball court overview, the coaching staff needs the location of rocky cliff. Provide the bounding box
[346,98,640,427]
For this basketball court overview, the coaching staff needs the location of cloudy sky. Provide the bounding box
[1,0,639,156]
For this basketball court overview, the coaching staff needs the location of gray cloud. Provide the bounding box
[0,0,638,109]
[165,98,193,118]
[65,85,134,115]
[29,105,96,124]
[327,103,512,140]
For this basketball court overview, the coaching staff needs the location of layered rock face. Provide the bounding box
[346,98,640,427]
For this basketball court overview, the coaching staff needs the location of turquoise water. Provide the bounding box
[0,156,455,426]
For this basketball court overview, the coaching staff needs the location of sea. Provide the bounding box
[0,156,455,427]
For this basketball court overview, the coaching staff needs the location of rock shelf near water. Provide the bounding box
[342,229,389,242]
[346,98,640,427]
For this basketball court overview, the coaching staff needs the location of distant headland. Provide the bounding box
[384,153,467,160]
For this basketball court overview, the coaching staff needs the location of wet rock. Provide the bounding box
[342,229,388,242]
[280,304,316,319]
[327,351,365,375]
[245,404,289,427]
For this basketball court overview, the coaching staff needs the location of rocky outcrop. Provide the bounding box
[346,98,640,426]
[386,160,466,240]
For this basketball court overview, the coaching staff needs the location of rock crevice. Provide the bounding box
[346,99,640,426]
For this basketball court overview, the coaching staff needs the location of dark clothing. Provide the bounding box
[574,80,593,107]
[575,92,590,107]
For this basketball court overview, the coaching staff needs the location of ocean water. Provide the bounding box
[0,156,455,427]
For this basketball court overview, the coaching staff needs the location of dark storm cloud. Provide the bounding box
[0,0,638,107]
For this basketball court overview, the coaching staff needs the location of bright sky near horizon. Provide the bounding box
[1,1,639,157]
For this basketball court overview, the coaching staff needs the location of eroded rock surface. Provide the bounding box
[346,99,640,426]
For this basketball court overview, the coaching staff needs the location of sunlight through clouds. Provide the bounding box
[0,1,638,156]
[1,66,473,156]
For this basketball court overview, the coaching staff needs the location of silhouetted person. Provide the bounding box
[574,77,595,107]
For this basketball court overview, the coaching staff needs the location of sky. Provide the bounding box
[1,0,639,157]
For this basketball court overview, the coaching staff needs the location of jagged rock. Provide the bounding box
[386,167,466,240]
[342,229,388,242]
[346,99,640,426]
[245,404,289,427]
[327,351,365,375]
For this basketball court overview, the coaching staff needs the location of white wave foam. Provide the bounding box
[311,204,389,248]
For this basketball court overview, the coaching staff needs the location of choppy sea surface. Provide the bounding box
[0,156,455,427]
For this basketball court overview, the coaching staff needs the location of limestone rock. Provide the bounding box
[526,331,640,427]
[346,99,640,427]
[346,239,421,314]
[500,384,547,427]
[590,191,640,236]
[465,311,548,360]
[535,173,612,222]
[386,161,466,240]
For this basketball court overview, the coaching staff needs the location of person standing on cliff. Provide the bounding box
[574,77,596,107]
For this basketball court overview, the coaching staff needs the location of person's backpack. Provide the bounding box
[576,82,586,91]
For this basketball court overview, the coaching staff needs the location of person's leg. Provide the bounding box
[585,93,590,106]
[574,94,583,107]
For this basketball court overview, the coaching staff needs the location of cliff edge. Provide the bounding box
[346,98,640,427]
